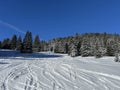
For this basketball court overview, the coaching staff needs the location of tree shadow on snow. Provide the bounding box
[0,50,62,60]
[0,62,9,64]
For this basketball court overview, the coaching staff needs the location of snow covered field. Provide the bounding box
[0,50,120,90]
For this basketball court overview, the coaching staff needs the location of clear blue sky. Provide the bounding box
[0,0,120,41]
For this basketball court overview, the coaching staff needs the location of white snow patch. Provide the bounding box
[0,50,120,90]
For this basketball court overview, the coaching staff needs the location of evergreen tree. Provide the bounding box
[21,31,33,53]
[33,35,40,52]
[114,38,120,62]
[94,39,103,58]
[77,42,81,55]
[103,32,107,47]
[17,36,22,50]
[70,43,78,57]
[106,39,116,56]
[0,41,1,49]
[40,41,48,51]
[2,38,11,49]
[10,34,17,50]
[80,38,91,57]
[54,45,59,53]
[114,52,119,62]
[64,43,68,53]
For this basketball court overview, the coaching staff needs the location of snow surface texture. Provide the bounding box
[0,50,120,90]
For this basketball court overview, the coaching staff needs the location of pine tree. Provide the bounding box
[40,41,46,51]
[103,32,107,47]
[70,43,78,57]
[64,43,68,53]
[77,42,81,55]
[106,39,116,56]
[17,36,22,50]
[80,38,91,57]
[21,31,33,53]
[10,34,17,50]
[114,52,119,62]
[94,39,103,58]
[2,38,11,49]
[33,35,40,52]
[114,38,120,62]
[0,41,1,49]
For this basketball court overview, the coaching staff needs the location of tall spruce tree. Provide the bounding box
[77,42,81,55]
[21,31,33,53]
[106,39,116,56]
[80,38,91,57]
[94,39,103,58]
[114,44,119,62]
[17,36,22,50]
[33,35,40,52]
[2,38,11,49]
[10,34,17,50]
[70,43,78,57]
[0,41,1,49]
[64,43,68,53]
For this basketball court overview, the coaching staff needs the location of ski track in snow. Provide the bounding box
[0,52,120,90]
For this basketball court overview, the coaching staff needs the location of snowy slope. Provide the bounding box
[0,50,120,90]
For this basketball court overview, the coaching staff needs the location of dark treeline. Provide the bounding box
[0,32,120,61]
[0,31,47,53]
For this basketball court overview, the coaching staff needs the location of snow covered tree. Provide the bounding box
[54,44,59,53]
[33,35,40,52]
[21,31,33,53]
[114,37,120,62]
[114,43,119,62]
[40,41,48,51]
[106,39,116,56]
[114,52,119,62]
[64,43,69,53]
[70,43,78,57]
[94,39,103,58]
[16,36,22,50]
[10,34,17,50]
[77,42,81,55]
[103,32,107,47]
[43,33,120,57]
[80,38,91,57]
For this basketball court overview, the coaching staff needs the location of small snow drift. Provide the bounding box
[0,50,120,90]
